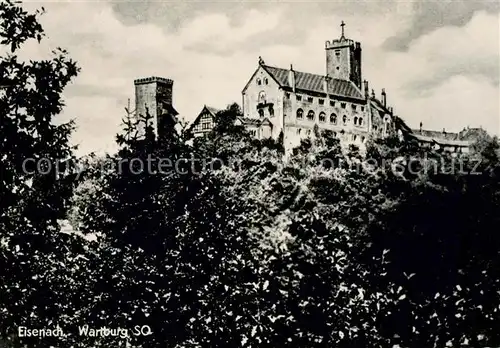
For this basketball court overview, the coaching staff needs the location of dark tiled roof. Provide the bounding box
[458,127,487,141]
[262,65,364,100]
[205,106,220,116]
[236,117,273,127]
[160,102,178,116]
[236,117,262,126]
[411,129,460,141]
[412,134,471,147]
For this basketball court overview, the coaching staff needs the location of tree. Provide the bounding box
[0,1,81,346]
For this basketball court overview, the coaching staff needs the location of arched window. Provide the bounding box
[307,110,315,121]
[257,78,262,85]
[342,115,347,125]
[264,77,268,85]
[330,113,337,124]
[359,117,363,126]
[269,106,274,117]
[354,116,358,125]
[258,91,266,104]
[319,112,326,123]
[258,109,264,118]
[296,108,303,119]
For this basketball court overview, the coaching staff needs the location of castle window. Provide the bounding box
[353,134,357,141]
[296,108,303,119]
[319,112,326,123]
[330,100,335,107]
[257,78,262,85]
[359,117,363,126]
[297,95,302,101]
[342,115,347,125]
[297,128,301,135]
[306,129,311,136]
[285,93,290,99]
[354,116,358,125]
[264,77,268,85]
[307,96,313,103]
[335,50,341,57]
[361,106,365,111]
[307,110,315,121]
[258,91,266,104]
[341,103,346,109]
[352,104,357,111]
[269,106,274,117]
[330,113,337,124]
[258,109,264,118]
[319,99,325,105]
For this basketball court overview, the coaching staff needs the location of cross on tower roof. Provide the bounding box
[340,20,346,38]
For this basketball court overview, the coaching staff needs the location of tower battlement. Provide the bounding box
[134,76,173,85]
[325,38,357,49]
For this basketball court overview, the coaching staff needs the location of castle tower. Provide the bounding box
[134,76,177,139]
[325,21,362,89]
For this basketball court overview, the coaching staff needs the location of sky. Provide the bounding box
[17,0,500,155]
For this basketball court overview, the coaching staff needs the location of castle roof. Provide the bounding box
[411,129,460,141]
[205,106,220,116]
[235,117,273,128]
[412,133,471,147]
[259,65,365,100]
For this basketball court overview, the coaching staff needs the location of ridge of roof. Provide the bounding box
[205,105,220,115]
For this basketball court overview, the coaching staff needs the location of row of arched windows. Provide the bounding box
[296,108,363,126]
[257,77,268,86]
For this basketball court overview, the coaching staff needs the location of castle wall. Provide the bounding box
[282,90,369,149]
[134,77,174,137]
[135,81,159,133]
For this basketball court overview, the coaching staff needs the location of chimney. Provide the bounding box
[442,128,446,134]
[371,89,375,99]
[288,64,296,93]
[419,121,423,133]
[381,88,387,107]
[388,106,393,115]
[363,80,369,99]
[323,75,329,94]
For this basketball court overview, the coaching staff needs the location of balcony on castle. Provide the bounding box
[256,102,274,109]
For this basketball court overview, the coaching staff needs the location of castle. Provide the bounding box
[133,22,481,153]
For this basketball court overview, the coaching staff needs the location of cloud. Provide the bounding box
[398,75,499,135]
[382,0,500,51]
[9,1,499,156]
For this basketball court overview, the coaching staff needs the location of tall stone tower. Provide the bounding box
[134,76,178,138]
[325,21,362,89]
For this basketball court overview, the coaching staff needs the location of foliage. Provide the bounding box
[0,1,82,347]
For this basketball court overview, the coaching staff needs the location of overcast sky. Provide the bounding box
[19,0,500,155]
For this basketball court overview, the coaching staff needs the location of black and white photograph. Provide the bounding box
[0,0,499,347]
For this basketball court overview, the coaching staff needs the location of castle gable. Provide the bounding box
[241,65,280,94]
